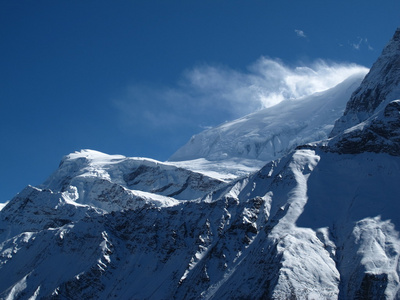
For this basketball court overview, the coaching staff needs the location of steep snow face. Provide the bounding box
[1,148,399,299]
[296,152,400,300]
[169,157,265,182]
[169,71,366,163]
[43,149,225,204]
[200,149,400,299]
[2,25,400,300]
[0,203,7,212]
[0,150,227,242]
[331,27,400,136]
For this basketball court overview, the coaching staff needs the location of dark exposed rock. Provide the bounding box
[328,100,400,156]
[354,273,388,300]
[331,28,400,137]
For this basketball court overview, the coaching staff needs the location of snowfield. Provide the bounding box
[1,27,400,300]
[169,71,366,164]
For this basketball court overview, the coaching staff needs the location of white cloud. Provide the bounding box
[352,37,362,50]
[365,38,374,51]
[295,29,307,38]
[114,58,368,132]
[351,37,373,51]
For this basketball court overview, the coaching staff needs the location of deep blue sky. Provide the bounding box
[1,1,400,202]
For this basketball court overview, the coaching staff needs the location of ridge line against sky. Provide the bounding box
[1,1,400,202]
[114,58,368,133]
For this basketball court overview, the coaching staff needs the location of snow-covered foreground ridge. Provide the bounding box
[1,149,400,299]
[1,27,400,299]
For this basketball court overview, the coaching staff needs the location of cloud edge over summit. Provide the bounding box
[114,58,369,132]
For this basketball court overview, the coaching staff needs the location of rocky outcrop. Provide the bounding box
[328,99,400,155]
[2,26,400,300]
[331,28,400,137]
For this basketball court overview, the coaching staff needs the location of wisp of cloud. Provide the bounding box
[295,29,307,38]
[115,58,368,132]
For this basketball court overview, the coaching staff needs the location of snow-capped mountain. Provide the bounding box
[169,70,367,163]
[331,27,400,137]
[1,27,400,300]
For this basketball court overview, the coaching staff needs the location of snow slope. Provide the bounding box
[0,27,400,300]
[169,70,367,164]
[1,148,399,299]
[0,149,227,242]
[43,149,226,204]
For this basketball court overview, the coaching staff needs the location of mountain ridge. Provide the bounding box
[331,27,400,136]
[1,27,400,299]
[169,71,367,163]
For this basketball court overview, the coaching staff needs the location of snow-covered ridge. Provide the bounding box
[0,203,7,212]
[331,27,400,136]
[169,71,367,163]
[0,149,229,242]
[2,147,400,299]
[42,149,226,204]
[2,26,400,300]
[323,28,400,155]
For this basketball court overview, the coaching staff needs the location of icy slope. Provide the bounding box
[206,149,400,299]
[1,149,399,299]
[169,70,366,164]
[1,25,400,300]
[43,149,225,203]
[0,149,226,242]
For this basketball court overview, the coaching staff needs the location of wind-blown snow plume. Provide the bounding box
[115,58,368,130]
[243,58,367,107]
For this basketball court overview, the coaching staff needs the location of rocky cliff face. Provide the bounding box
[331,27,400,137]
[326,27,400,156]
[1,28,400,300]
[327,99,400,155]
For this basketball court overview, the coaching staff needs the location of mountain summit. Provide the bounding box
[331,27,400,136]
[1,28,400,299]
[327,27,400,156]
[170,71,366,164]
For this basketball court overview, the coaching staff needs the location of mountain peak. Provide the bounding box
[326,27,400,155]
[331,27,400,137]
[392,27,400,42]
[2,27,400,300]
[169,72,366,164]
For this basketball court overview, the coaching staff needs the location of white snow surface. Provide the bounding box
[2,147,400,299]
[0,203,8,212]
[2,27,400,300]
[37,149,226,213]
[168,157,264,181]
[169,71,366,163]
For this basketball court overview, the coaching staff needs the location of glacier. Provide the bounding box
[169,71,366,164]
[1,27,400,299]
